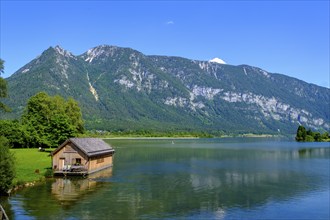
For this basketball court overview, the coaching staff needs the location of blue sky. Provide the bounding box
[0,1,329,87]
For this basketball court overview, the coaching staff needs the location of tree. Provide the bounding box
[305,135,315,142]
[313,132,322,142]
[21,92,84,148]
[65,97,84,134]
[306,129,314,137]
[321,132,329,140]
[0,136,15,195]
[0,120,27,148]
[295,125,330,142]
[295,125,307,142]
[0,59,3,73]
[0,59,10,112]
[0,59,15,195]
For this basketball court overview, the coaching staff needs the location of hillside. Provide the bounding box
[2,45,329,134]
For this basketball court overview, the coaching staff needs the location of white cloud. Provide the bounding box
[166,21,174,25]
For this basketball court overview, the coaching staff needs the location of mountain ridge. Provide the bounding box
[2,45,329,134]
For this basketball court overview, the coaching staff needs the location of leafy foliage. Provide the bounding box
[0,136,15,195]
[0,59,3,74]
[21,92,84,148]
[0,120,27,148]
[295,125,329,142]
[0,58,10,112]
[295,125,307,141]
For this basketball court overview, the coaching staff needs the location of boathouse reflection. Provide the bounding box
[51,167,113,205]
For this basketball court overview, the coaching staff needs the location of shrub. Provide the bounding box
[305,135,315,142]
[0,136,15,195]
[44,168,53,178]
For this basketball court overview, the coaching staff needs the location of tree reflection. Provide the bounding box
[6,141,330,219]
[61,145,328,219]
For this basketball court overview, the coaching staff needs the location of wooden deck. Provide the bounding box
[54,170,88,176]
[53,164,113,176]
[54,165,88,176]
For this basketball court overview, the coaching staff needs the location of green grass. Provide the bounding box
[10,149,54,185]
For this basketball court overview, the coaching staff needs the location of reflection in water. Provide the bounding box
[0,168,113,219]
[51,168,113,206]
[3,139,330,219]
[298,147,329,158]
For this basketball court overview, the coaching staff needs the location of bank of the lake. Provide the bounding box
[8,149,53,191]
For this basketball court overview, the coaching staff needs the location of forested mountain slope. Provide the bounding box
[2,45,329,134]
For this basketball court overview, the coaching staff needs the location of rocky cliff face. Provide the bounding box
[3,45,329,134]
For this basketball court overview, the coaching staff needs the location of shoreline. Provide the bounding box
[103,137,200,140]
[103,134,283,139]
[7,176,50,195]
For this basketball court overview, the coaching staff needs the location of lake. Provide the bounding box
[1,138,329,219]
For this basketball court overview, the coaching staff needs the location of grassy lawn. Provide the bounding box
[10,148,54,185]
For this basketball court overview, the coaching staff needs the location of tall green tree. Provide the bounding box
[0,59,15,194]
[295,125,307,141]
[21,92,84,148]
[0,136,15,195]
[0,120,27,148]
[65,97,84,134]
[0,59,10,112]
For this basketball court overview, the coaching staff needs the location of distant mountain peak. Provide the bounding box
[209,57,226,64]
[54,45,64,50]
[95,44,118,49]
[53,45,75,59]
[84,45,119,63]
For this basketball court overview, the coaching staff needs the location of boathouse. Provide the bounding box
[52,138,115,175]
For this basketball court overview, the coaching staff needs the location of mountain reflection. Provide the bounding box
[4,140,329,219]
[61,142,327,219]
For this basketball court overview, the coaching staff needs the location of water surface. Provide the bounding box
[1,138,329,219]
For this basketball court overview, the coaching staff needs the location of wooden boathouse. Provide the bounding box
[52,138,115,175]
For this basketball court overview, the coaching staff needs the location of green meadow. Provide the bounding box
[10,149,53,185]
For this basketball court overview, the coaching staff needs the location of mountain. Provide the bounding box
[2,45,329,134]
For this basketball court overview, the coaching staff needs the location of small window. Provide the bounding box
[76,158,81,165]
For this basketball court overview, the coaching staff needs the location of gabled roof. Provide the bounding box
[52,138,115,157]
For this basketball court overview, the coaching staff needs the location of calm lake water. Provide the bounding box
[1,138,329,219]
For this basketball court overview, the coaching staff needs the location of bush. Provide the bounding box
[0,136,15,195]
[305,135,315,142]
[0,120,28,148]
[44,168,53,178]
